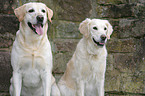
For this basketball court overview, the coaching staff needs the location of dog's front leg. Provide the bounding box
[76,80,84,96]
[41,70,52,96]
[12,71,22,96]
[97,80,104,96]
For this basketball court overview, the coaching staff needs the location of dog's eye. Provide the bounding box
[42,9,45,13]
[93,27,98,30]
[104,27,107,30]
[28,9,34,13]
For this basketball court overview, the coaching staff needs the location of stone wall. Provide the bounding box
[0,0,145,95]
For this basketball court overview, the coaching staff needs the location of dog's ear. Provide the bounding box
[79,18,91,38]
[14,5,26,22]
[105,20,113,39]
[46,7,53,23]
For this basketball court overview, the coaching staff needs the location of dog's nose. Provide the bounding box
[37,15,44,22]
[101,35,106,40]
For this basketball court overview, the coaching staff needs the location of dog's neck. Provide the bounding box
[17,21,48,50]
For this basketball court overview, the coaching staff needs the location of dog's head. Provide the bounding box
[79,18,113,47]
[14,2,53,35]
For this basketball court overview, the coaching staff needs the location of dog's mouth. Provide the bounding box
[92,38,105,46]
[28,22,44,35]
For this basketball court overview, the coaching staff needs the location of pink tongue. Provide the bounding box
[35,24,43,35]
[99,42,104,45]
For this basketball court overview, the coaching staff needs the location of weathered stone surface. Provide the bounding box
[134,37,145,66]
[40,0,54,9]
[97,0,128,4]
[106,53,145,93]
[53,39,79,73]
[0,51,12,91]
[0,15,19,35]
[0,15,18,48]
[53,51,74,73]
[53,39,79,52]
[0,92,9,96]
[110,19,145,39]
[54,0,92,21]
[52,20,81,39]
[97,0,145,4]
[15,0,39,5]
[96,4,135,18]
[133,3,145,18]
[107,38,136,53]
[106,37,145,93]
[0,35,14,48]
[0,0,15,14]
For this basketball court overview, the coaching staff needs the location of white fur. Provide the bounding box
[9,2,60,96]
[58,18,113,96]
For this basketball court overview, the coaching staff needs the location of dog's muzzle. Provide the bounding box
[92,35,107,47]
[28,15,44,35]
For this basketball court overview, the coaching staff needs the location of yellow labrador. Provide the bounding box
[9,2,60,96]
[58,18,113,96]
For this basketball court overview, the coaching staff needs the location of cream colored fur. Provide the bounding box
[9,2,60,96]
[58,18,113,96]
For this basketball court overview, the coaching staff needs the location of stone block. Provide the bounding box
[95,3,145,18]
[40,0,54,9]
[52,20,82,39]
[113,53,136,72]
[52,39,79,73]
[97,0,144,4]
[107,38,136,53]
[0,15,18,48]
[0,51,12,91]
[15,0,39,5]
[0,36,13,48]
[0,0,15,14]
[0,92,10,96]
[53,0,92,21]
[0,15,19,35]
[53,39,79,52]
[110,19,145,39]
[133,3,145,18]
[53,51,74,73]
[107,54,114,71]
[105,53,145,93]
[97,0,128,4]
[137,37,145,54]
[96,4,135,18]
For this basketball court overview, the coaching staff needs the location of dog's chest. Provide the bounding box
[81,55,106,79]
[81,55,106,95]
[19,55,42,87]
[18,51,51,87]
[19,51,49,70]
